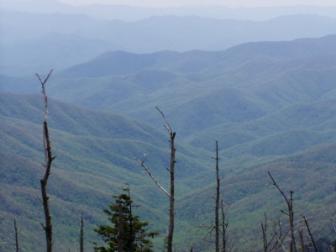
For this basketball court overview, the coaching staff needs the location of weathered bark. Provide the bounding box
[14,218,19,252]
[139,161,170,197]
[167,127,176,252]
[215,141,220,252]
[128,188,135,251]
[302,215,318,252]
[156,107,176,252]
[261,214,268,252]
[221,200,228,252]
[80,216,84,252]
[139,107,176,252]
[299,230,305,252]
[36,70,55,252]
[268,171,297,252]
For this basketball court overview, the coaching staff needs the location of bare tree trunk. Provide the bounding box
[261,214,268,252]
[268,171,297,252]
[155,107,176,252]
[215,141,220,252]
[127,187,135,251]
[80,216,84,252]
[14,218,19,252]
[139,107,176,252]
[167,128,176,252]
[299,230,305,252]
[221,200,228,252]
[302,215,318,252]
[36,70,55,252]
[289,191,297,252]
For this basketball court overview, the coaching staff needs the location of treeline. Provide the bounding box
[8,70,336,252]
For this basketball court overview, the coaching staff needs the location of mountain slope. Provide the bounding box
[0,93,211,251]
[176,144,336,250]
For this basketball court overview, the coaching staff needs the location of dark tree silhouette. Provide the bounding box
[139,107,176,252]
[268,171,297,252]
[214,141,220,252]
[302,215,318,252]
[80,216,84,252]
[94,187,157,252]
[13,218,19,252]
[220,200,228,252]
[36,70,55,252]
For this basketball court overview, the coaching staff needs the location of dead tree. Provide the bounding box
[14,218,19,252]
[299,230,305,252]
[220,200,228,252]
[139,107,176,252]
[36,70,55,252]
[268,171,297,252]
[80,216,84,252]
[260,214,289,252]
[261,214,268,252]
[214,141,220,252]
[302,215,318,252]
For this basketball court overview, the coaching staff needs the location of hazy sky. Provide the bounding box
[61,0,336,7]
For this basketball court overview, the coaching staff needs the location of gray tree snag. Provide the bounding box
[80,216,84,252]
[214,141,220,252]
[299,229,305,252]
[268,171,297,252]
[220,200,228,252]
[302,215,318,252]
[36,70,55,252]
[139,107,176,252]
[261,214,268,252]
[260,215,288,252]
[14,218,19,252]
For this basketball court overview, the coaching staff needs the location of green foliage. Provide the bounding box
[2,35,336,251]
[94,187,158,252]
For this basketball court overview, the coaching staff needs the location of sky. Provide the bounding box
[60,0,336,7]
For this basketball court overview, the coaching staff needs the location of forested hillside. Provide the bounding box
[1,34,336,251]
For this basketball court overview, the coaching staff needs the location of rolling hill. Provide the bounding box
[2,34,336,251]
[0,93,211,251]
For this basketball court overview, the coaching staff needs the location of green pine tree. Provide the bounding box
[94,187,158,252]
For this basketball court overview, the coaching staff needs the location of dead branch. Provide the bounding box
[299,229,305,252]
[261,214,268,252]
[155,106,173,134]
[138,160,170,197]
[302,215,318,252]
[268,171,297,252]
[37,70,55,252]
[139,107,176,252]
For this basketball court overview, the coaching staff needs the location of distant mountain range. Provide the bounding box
[2,11,336,74]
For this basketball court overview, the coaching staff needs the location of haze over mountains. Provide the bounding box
[3,4,336,74]
[4,0,336,21]
[1,2,336,251]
